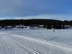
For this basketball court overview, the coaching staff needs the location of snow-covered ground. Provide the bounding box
[0,29,72,54]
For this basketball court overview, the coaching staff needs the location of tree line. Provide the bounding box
[0,19,72,29]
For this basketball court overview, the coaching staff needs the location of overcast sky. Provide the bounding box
[0,0,72,20]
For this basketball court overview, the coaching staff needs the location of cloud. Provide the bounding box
[0,0,24,16]
[0,0,72,18]
[21,14,72,20]
[0,14,72,21]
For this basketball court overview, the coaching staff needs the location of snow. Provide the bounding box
[0,29,72,54]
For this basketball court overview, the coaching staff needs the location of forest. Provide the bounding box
[0,19,72,29]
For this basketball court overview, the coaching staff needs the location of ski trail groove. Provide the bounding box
[8,37,40,54]
[13,34,72,52]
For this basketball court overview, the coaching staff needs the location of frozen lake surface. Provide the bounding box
[0,29,72,54]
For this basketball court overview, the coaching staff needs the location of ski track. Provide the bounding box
[8,37,40,54]
[12,34,72,52]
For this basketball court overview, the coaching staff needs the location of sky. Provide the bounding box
[0,0,72,20]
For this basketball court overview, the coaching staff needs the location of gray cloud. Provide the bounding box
[0,0,72,18]
[0,0,24,16]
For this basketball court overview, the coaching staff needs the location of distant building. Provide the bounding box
[39,25,44,28]
[15,25,24,29]
[64,25,71,29]
[4,26,13,29]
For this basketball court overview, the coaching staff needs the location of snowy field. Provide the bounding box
[0,29,72,54]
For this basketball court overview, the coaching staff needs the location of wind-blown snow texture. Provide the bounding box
[0,29,72,54]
